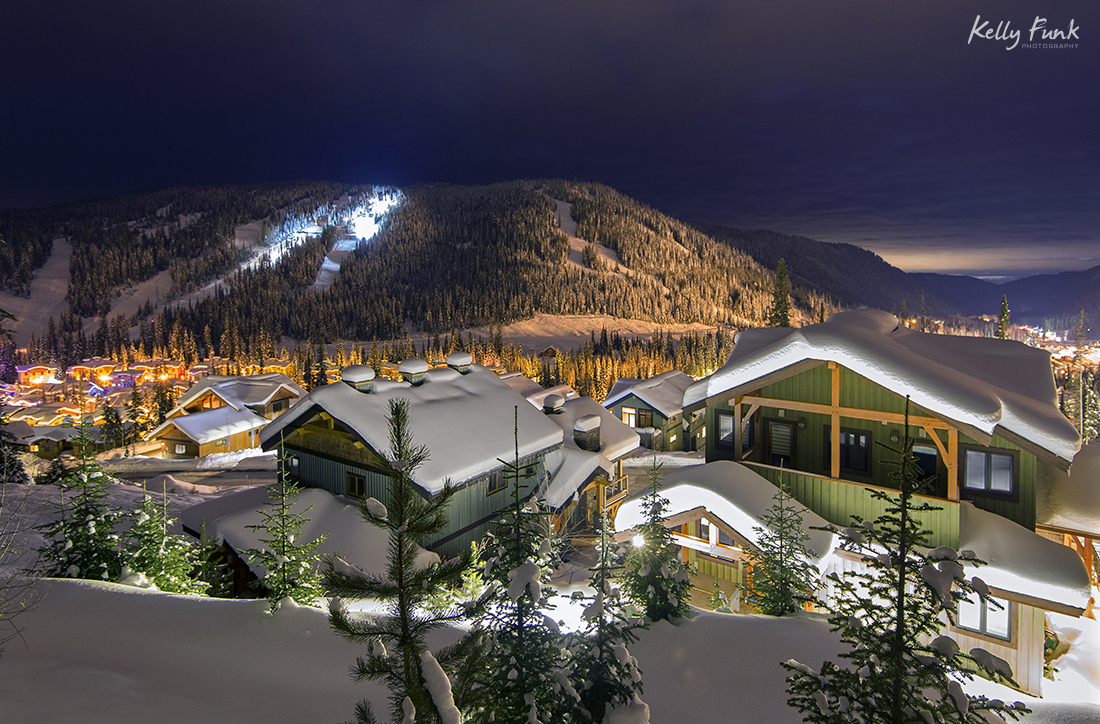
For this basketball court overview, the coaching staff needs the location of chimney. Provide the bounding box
[446,351,473,374]
[340,365,376,393]
[573,414,601,452]
[543,394,564,415]
[398,358,430,386]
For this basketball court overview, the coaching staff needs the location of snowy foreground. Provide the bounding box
[2,483,1099,723]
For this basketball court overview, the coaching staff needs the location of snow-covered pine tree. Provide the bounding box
[621,458,691,623]
[471,407,577,724]
[121,487,206,594]
[745,469,818,616]
[245,448,328,612]
[324,398,487,724]
[783,401,1028,724]
[995,296,1011,340]
[37,421,127,581]
[196,519,235,598]
[569,512,646,723]
[35,456,69,487]
[0,408,30,485]
[768,258,792,328]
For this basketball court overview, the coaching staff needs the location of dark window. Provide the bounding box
[957,595,1011,641]
[347,472,365,498]
[962,447,1017,498]
[767,420,795,467]
[824,426,872,474]
[637,408,653,428]
[912,444,939,479]
[743,415,756,452]
[486,470,507,495]
[289,456,300,478]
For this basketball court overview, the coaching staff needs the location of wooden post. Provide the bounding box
[947,428,959,501]
[733,396,743,461]
[830,362,841,479]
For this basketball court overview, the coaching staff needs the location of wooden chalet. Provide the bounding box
[604,370,704,452]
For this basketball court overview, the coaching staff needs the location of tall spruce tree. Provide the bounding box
[324,399,486,724]
[569,513,646,723]
[746,471,818,616]
[0,409,30,485]
[37,421,128,581]
[621,459,692,623]
[245,451,329,612]
[471,407,578,724]
[995,296,1011,339]
[767,258,792,328]
[783,402,1028,724]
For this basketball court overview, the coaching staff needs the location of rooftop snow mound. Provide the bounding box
[684,309,1080,464]
[1038,442,1100,537]
[604,369,695,419]
[615,461,837,565]
[259,364,564,494]
[150,405,268,444]
[960,501,1091,612]
[172,373,305,413]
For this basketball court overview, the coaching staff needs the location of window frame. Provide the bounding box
[955,595,1013,643]
[765,417,797,468]
[959,445,1020,502]
[621,406,637,428]
[347,472,365,498]
[486,470,507,495]
[637,408,654,429]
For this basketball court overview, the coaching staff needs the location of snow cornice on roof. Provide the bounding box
[260,365,565,495]
[684,309,1080,465]
[603,369,694,419]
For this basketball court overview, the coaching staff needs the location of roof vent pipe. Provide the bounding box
[446,351,473,374]
[340,365,376,393]
[543,394,564,415]
[398,358,430,386]
[574,414,602,452]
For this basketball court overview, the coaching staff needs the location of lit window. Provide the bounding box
[486,470,507,495]
[621,407,637,428]
[963,449,1015,495]
[958,595,1011,640]
[175,444,187,455]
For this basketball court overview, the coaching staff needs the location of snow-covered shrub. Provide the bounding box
[121,489,206,595]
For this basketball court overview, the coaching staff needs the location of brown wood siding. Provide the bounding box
[952,603,1045,696]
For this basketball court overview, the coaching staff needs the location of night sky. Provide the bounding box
[1,0,1097,279]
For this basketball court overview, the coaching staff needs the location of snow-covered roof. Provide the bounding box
[685,309,1080,465]
[960,501,1091,613]
[173,373,305,414]
[180,486,437,579]
[603,370,695,419]
[259,364,564,494]
[615,461,837,565]
[499,372,577,408]
[1038,442,1100,537]
[150,406,269,445]
[550,397,640,463]
[543,447,605,510]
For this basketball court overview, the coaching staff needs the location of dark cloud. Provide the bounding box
[1,0,1096,278]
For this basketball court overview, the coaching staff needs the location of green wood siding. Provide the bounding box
[745,463,961,549]
[956,434,1036,531]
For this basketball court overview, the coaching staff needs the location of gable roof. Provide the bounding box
[149,405,269,445]
[615,461,837,566]
[172,373,305,414]
[603,370,695,418]
[260,364,564,494]
[685,309,1080,465]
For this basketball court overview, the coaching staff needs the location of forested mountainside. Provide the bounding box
[164,180,831,349]
[0,182,349,314]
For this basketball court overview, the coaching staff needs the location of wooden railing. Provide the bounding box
[741,461,961,549]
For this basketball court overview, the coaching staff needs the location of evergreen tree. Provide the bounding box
[34,455,69,487]
[100,403,125,451]
[0,409,30,485]
[37,422,128,581]
[324,399,485,724]
[122,488,206,594]
[244,453,329,612]
[471,407,577,724]
[1062,369,1100,443]
[899,300,908,327]
[569,513,645,723]
[196,519,235,598]
[783,402,1028,724]
[768,258,791,328]
[621,459,692,623]
[126,386,145,455]
[152,382,174,426]
[995,296,1011,339]
[745,471,818,616]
